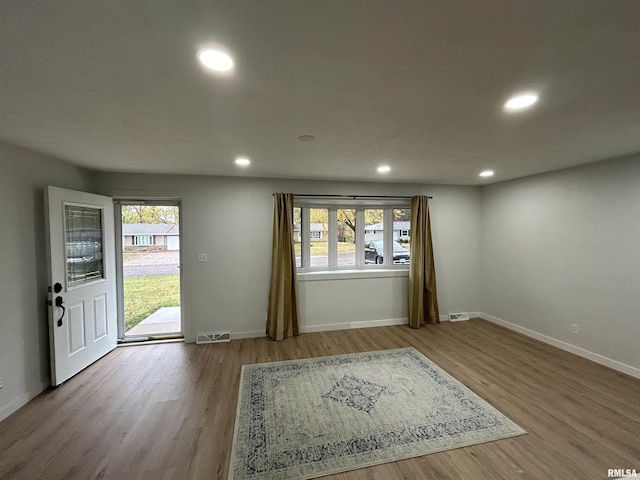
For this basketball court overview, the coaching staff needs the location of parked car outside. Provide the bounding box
[364,240,410,264]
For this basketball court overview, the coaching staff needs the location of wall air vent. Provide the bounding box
[448,312,470,322]
[196,331,231,344]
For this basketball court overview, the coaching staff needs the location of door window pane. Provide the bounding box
[337,209,356,266]
[364,209,384,264]
[309,208,328,268]
[65,205,104,287]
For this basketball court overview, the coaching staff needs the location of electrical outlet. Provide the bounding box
[571,324,579,335]
[0,378,3,389]
[197,253,208,263]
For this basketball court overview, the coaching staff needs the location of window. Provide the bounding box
[293,206,302,268]
[134,235,154,246]
[295,200,411,271]
[364,209,383,264]
[337,209,356,266]
[394,209,411,242]
[309,208,328,268]
[393,208,411,265]
[65,205,104,287]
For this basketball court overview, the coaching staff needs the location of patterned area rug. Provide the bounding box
[229,348,525,480]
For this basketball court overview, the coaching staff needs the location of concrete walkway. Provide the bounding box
[126,306,181,335]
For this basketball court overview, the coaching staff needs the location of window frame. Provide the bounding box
[294,199,410,273]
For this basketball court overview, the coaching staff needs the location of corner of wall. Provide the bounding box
[478,312,640,380]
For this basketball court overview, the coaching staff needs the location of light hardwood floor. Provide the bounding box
[0,319,638,479]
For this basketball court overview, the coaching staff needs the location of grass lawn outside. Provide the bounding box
[294,242,355,256]
[124,274,180,331]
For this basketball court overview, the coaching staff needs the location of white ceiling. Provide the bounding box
[1,1,639,185]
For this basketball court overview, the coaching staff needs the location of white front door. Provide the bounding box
[45,186,117,386]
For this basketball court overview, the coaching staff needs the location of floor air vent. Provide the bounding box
[196,332,231,344]
[448,312,470,322]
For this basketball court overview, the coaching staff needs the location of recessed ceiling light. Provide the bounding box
[198,49,234,72]
[377,165,391,174]
[235,157,250,166]
[298,135,315,142]
[479,170,494,177]
[504,92,538,111]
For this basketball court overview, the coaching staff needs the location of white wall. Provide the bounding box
[0,142,93,421]
[480,154,640,371]
[92,173,482,340]
[298,273,410,333]
[3,143,638,421]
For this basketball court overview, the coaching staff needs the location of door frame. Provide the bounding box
[114,198,184,340]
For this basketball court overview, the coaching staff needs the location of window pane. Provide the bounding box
[337,209,356,266]
[309,208,328,268]
[293,207,301,268]
[364,209,384,264]
[65,205,104,287]
[393,208,411,265]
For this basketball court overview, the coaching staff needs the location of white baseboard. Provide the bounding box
[479,312,640,380]
[230,318,410,339]
[232,314,482,339]
[350,317,408,329]
[301,317,409,334]
[300,322,351,334]
[0,389,44,423]
[230,330,266,340]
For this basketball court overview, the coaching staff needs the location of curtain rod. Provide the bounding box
[282,194,433,199]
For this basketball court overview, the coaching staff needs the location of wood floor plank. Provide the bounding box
[0,319,638,479]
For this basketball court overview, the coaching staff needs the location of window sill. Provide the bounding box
[298,268,409,282]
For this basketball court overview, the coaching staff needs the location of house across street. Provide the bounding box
[122,223,180,251]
